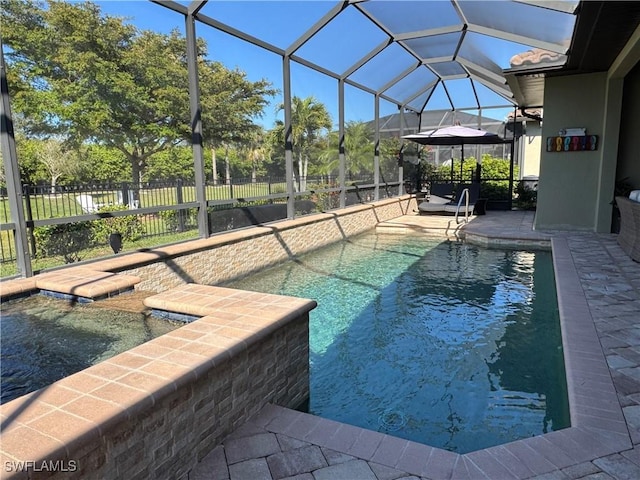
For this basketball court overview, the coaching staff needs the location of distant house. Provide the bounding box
[506,108,543,180]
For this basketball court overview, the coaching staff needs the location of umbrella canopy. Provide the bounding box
[402,125,505,146]
[403,125,509,181]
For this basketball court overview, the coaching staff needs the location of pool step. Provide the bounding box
[88,290,154,313]
[143,283,317,323]
[35,268,141,302]
[376,214,466,239]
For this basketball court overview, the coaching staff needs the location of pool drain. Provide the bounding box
[379,409,407,431]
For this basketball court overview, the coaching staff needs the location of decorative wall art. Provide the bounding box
[546,135,598,152]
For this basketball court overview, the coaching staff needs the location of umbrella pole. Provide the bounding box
[460,145,464,180]
[450,147,454,182]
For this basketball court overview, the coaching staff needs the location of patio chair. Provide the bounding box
[418,183,480,215]
[429,182,456,201]
[76,194,101,213]
[616,195,640,262]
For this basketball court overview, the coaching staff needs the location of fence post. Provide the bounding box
[268,177,272,196]
[229,177,234,200]
[22,185,36,257]
[176,179,185,232]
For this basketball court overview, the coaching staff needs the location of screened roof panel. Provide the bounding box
[358,0,461,35]
[424,82,453,111]
[443,79,478,109]
[154,0,585,112]
[403,32,462,61]
[429,61,468,78]
[461,32,563,70]
[383,67,438,105]
[348,43,419,91]
[457,47,504,80]
[474,81,514,107]
[458,0,576,51]
[294,7,388,74]
[406,87,436,112]
[197,1,336,49]
[515,0,580,15]
[462,64,514,103]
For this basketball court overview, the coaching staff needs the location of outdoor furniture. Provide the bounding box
[616,196,640,262]
[429,182,456,200]
[76,193,103,213]
[418,183,480,215]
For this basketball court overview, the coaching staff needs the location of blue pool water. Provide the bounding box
[0,295,180,404]
[226,232,570,453]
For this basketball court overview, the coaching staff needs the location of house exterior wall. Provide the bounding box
[535,72,622,232]
[616,62,640,190]
[521,121,542,178]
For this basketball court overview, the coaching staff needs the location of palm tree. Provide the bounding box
[241,127,271,183]
[273,96,332,192]
[318,120,375,183]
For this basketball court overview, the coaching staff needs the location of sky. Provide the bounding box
[93,0,565,130]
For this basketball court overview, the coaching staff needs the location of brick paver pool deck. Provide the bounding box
[191,211,640,480]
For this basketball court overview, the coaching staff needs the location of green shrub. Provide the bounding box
[480,181,510,201]
[91,205,145,243]
[514,181,537,210]
[159,208,198,232]
[34,222,94,263]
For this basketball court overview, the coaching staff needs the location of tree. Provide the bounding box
[379,136,401,182]
[2,0,276,189]
[240,127,271,183]
[7,136,45,185]
[273,96,332,192]
[319,121,374,179]
[145,146,195,182]
[37,139,79,192]
[77,144,129,183]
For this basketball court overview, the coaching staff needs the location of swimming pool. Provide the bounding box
[0,294,181,404]
[226,232,570,453]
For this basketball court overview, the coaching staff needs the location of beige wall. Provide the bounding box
[535,72,625,232]
[521,121,542,178]
[536,73,609,231]
[535,24,640,233]
[616,62,640,189]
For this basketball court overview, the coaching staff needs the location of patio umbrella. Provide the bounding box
[403,125,506,179]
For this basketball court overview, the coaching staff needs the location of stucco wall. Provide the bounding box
[616,61,640,190]
[535,73,611,231]
[521,122,542,178]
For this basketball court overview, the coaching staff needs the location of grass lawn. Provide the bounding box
[0,182,286,224]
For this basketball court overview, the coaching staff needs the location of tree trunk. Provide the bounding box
[302,157,308,192]
[297,151,305,192]
[130,158,143,203]
[224,146,231,185]
[212,148,218,185]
